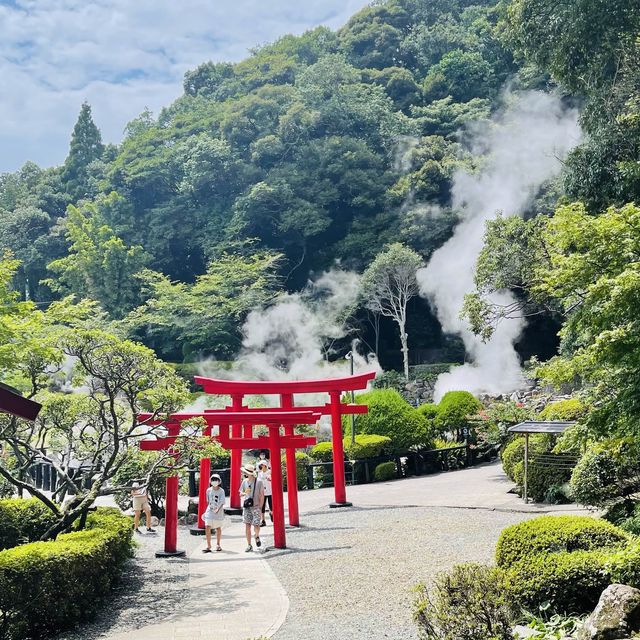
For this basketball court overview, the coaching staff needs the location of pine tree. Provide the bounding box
[62,102,104,199]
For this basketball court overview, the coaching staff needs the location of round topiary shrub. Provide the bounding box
[538,397,586,421]
[496,515,628,568]
[570,439,640,508]
[344,388,432,453]
[416,403,439,420]
[512,458,573,503]
[435,390,482,439]
[501,435,549,482]
[374,461,396,482]
[344,434,392,460]
[505,547,611,614]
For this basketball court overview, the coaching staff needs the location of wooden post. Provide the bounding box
[228,394,243,512]
[329,391,351,508]
[192,425,211,535]
[281,393,299,527]
[524,433,529,504]
[157,424,185,557]
[268,424,286,549]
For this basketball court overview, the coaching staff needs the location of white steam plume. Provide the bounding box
[196,269,380,412]
[417,90,581,400]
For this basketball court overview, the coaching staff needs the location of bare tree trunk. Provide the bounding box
[400,331,409,382]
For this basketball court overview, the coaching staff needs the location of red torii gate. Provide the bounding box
[138,410,319,554]
[138,370,376,555]
[194,371,376,513]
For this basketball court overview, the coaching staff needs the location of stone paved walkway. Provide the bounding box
[58,516,287,640]
[61,461,591,640]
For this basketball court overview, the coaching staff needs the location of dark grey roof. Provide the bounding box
[507,421,576,434]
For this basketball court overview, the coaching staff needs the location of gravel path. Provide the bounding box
[267,504,540,640]
[55,530,190,640]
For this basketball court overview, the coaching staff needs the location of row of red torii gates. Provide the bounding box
[137,371,376,556]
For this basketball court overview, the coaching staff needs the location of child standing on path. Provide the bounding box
[202,474,225,553]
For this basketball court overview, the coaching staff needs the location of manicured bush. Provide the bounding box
[505,548,611,614]
[538,397,586,421]
[435,390,482,439]
[501,434,549,482]
[414,563,515,640]
[310,435,393,462]
[344,388,432,453]
[0,507,134,640]
[0,499,57,550]
[374,461,397,481]
[570,439,640,508]
[344,434,392,460]
[309,441,333,462]
[281,452,311,491]
[416,403,439,420]
[496,515,628,568]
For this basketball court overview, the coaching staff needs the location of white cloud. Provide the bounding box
[0,0,369,172]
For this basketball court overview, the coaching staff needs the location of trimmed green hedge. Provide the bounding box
[309,435,393,462]
[496,516,629,569]
[374,461,397,481]
[0,507,134,640]
[498,515,637,614]
[344,434,392,460]
[496,515,628,567]
[309,441,333,462]
[505,548,611,614]
[0,499,57,551]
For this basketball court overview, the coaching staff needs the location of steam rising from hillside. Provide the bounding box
[417,91,581,400]
[198,269,379,388]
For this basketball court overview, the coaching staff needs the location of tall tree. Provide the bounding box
[45,193,147,317]
[360,243,422,379]
[62,102,105,200]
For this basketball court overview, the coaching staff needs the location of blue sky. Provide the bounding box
[0,0,369,173]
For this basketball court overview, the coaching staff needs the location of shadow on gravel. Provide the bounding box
[265,544,353,558]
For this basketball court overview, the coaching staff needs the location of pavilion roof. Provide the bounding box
[507,420,576,435]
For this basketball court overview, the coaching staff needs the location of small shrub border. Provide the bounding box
[0,507,134,640]
[374,461,396,481]
[496,515,628,567]
[0,499,57,551]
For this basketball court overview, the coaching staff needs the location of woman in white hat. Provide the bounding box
[202,474,225,553]
[239,464,264,552]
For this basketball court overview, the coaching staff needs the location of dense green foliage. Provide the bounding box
[569,439,640,509]
[0,0,520,363]
[344,434,393,460]
[434,391,482,439]
[495,515,628,568]
[0,499,57,551]
[414,564,515,640]
[374,460,397,481]
[345,388,432,452]
[0,508,133,640]
[281,452,311,491]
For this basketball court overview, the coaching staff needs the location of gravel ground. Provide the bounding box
[55,529,190,640]
[267,505,539,640]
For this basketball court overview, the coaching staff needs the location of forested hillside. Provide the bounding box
[1,0,637,369]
